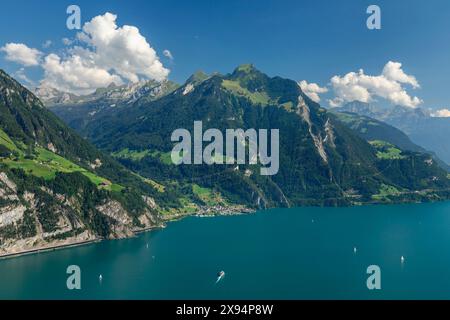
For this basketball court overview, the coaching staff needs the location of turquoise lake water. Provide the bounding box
[1,202,450,299]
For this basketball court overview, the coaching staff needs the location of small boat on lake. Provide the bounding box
[216,271,225,283]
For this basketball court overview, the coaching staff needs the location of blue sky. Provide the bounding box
[0,0,449,110]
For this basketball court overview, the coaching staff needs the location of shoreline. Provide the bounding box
[0,223,167,260]
[0,207,253,260]
[0,238,101,260]
[161,205,255,222]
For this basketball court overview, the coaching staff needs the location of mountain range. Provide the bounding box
[42,64,450,207]
[329,110,450,172]
[335,101,450,165]
[2,65,450,255]
[37,80,179,131]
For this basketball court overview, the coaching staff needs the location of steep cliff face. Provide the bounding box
[0,170,158,256]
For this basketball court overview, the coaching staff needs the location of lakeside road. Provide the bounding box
[0,239,101,260]
[0,219,170,260]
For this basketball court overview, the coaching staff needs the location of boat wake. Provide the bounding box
[215,271,225,284]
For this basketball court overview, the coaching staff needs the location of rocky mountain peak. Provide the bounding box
[186,71,210,85]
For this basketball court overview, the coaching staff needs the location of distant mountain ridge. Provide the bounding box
[330,110,450,172]
[37,80,179,132]
[34,85,78,105]
[335,101,450,164]
[35,79,179,106]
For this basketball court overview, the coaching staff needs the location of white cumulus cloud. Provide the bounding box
[298,80,328,103]
[328,61,422,108]
[0,43,42,66]
[430,109,450,118]
[40,12,169,94]
[76,12,169,82]
[382,61,419,88]
[41,53,123,95]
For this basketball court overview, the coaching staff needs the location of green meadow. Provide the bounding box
[0,129,123,192]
